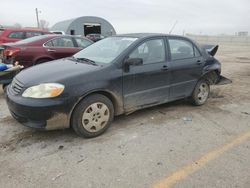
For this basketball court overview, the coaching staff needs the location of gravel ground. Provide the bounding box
[0,44,250,188]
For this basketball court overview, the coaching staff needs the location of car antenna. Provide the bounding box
[169,20,178,34]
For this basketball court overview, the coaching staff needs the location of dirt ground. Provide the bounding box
[0,44,250,188]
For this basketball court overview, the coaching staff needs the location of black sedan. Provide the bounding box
[6,33,230,138]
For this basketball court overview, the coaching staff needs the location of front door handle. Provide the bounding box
[161,65,168,71]
[47,49,56,52]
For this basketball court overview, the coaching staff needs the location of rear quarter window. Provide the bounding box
[50,37,75,47]
[44,41,53,47]
[194,46,201,57]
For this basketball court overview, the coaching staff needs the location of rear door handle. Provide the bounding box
[196,60,202,65]
[47,49,56,52]
[161,65,168,71]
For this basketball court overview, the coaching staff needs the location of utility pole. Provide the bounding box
[35,8,40,28]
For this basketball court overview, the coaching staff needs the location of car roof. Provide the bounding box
[43,34,91,39]
[41,34,93,43]
[2,34,93,46]
[2,28,51,32]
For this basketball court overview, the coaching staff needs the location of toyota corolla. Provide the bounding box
[6,33,231,138]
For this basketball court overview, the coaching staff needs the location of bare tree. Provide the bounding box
[39,19,49,30]
[13,23,22,28]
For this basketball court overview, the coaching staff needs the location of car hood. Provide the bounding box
[15,58,102,86]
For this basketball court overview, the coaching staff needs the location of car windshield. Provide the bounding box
[73,37,138,64]
[14,35,50,44]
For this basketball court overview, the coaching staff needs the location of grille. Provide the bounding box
[10,78,24,95]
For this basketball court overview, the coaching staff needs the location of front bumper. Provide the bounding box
[6,86,71,130]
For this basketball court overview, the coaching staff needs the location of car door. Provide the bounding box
[167,37,204,100]
[123,38,171,111]
[44,37,78,59]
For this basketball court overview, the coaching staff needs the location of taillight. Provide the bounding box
[3,48,21,57]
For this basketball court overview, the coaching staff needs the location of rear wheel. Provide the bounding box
[191,79,210,106]
[71,94,114,138]
[35,58,51,65]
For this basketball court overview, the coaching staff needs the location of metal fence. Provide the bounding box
[186,34,250,46]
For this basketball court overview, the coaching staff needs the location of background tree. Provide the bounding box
[39,20,49,30]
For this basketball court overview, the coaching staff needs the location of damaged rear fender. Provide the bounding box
[202,61,221,85]
[201,70,232,85]
[215,75,232,85]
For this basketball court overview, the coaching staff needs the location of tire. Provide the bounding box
[71,94,114,138]
[191,79,210,106]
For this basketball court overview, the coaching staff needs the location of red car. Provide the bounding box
[0,28,52,44]
[0,34,93,68]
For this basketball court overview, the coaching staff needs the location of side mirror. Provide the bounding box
[124,58,143,72]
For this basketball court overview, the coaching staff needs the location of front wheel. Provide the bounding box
[191,79,210,106]
[71,94,114,138]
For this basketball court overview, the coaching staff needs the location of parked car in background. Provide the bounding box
[0,34,93,68]
[0,28,52,44]
[0,34,93,87]
[6,33,231,138]
[86,33,104,42]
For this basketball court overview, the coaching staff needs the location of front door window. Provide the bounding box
[129,39,165,64]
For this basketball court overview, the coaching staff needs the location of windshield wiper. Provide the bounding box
[72,57,97,66]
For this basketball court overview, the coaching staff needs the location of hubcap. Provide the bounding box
[197,83,209,103]
[82,102,110,133]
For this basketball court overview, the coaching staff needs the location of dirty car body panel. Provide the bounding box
[5,33,231,130]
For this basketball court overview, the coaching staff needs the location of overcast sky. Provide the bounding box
[1,0,249,35]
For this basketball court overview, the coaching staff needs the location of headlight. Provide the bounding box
[22,83,65,98]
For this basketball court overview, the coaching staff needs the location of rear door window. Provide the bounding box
[8,32,24,39]
[50,37,75,48]
[168,39,195,60]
